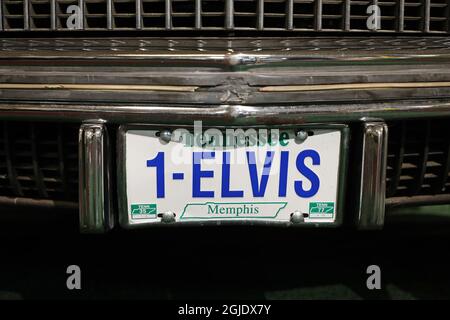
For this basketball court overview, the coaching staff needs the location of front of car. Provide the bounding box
[0,0,449,233]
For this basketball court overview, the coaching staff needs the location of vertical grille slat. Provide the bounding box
[225,0,234,30]
[79,0,84,29]
[399,0,405,32]
[107,0,112,29]
[315,0,322,31]
[24,0,30,30]
[136,0,142,29]
[195,0,201,29]
[344,0,351,30]
[424,0,431,32]
[286,0,293,30]
[165,0,171,30]
[257,0,264,30]
[51,0,56,30]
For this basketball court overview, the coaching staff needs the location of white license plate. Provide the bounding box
[119,125,348,227]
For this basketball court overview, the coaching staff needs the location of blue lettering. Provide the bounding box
[221,152,244,197]
[146,152,165,198]
[192,152,215,198]
[278,151,289,197]
[247,151,274,197]
[294,150,320,198]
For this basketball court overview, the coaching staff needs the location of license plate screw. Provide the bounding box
[159,130,172,143]
[295,130,308,142]
[161,211,176,223]
[290,211,304,224]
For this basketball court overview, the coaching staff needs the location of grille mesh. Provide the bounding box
[0,0,449,33]
[387,119,450,199]
[0,121,79,202]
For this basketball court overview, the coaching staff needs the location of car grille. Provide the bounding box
[0,0,449,33]
[386,119,450,200]
[0,121,79,202]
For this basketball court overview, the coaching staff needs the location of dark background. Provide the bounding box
[0,205,449,300]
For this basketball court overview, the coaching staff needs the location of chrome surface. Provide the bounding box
[2,37,450,67]
[1,37,450,105]
[161,211,176,224]
[357,121,388,230]
[290,210,304,224]
[4,84,450,105]
[295,130,308,142]
[159,129,173,143]
[2,37,450,52]
[1,0,449,33]
[2,101,450,125]
[78,122,113,233]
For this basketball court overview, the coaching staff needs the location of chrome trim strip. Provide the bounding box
[79,0,85,30]
[259,82,450,92]
[344,0,351,31]
[0,83,199,92]
[79,122,114,233]
[3,65,450,87]
[2,37,449,52]
[357,122,388,229]
[0,37,450,69]
[1,101,450,124]
[3,51,450,67]
[2,86,450,105]
[107,0,113,30]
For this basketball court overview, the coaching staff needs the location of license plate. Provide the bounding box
[118,125,348,227]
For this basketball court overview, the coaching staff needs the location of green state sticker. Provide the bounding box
[309,202,335,214]
[131,204,157,216]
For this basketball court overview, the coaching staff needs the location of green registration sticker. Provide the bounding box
[309,202,335,215]
[131,204,157,216]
